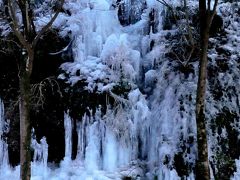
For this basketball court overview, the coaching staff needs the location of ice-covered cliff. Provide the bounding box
[0,0,239,179]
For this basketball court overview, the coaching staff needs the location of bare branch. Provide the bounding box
[183,0,194,46]
[31,76,62,108]
[184,46,195,66]
[32,0,64,48]
[1,38,21,48]
[209,0,218,26]
[156,0,172,10]
[212,0,218,12]
[207,0,211,11]
[170,50,184,65]
[156,0,178,22]
[7,0,28,48]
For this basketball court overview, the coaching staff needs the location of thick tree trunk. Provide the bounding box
[19,51,34,180]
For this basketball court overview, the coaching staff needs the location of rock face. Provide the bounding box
[116,0,147,26]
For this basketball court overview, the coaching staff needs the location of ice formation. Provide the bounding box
[0,100,10,178]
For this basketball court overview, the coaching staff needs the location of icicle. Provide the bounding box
[103,130,117,172]
[85,121,100,172]
[31,129,49,178]
[0,100,9,175]
[64,112,73,161]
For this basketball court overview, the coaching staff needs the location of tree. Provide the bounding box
[196,0,218,179]
[2,0,64,179]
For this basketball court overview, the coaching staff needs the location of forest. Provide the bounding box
[0,0,239,179]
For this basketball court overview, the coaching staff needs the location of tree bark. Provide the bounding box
[195,0,217,179]
[19,50,34,180]
[19,70,31,180]
[196,0,208,179]
[195,27,210,180]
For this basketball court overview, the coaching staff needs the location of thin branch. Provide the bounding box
[1,38,21,48]
[156,0,178,22]
[183,0,194,46]
[31,76,62,108]
[156,0,172,10]
[32,0,64,48]
[170,50,184,65]
[184,46,195,66]
[49,38,73,55]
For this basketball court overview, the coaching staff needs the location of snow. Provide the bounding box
[232,159,240,180]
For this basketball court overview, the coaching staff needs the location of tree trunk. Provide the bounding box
[195,2,211,179]
[19,71,31,180]
[195,28,210,180]
[19,51,34,180]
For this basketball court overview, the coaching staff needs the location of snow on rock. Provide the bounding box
[232,159,240,180]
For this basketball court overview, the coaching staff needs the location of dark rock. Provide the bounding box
[210,14,224,37]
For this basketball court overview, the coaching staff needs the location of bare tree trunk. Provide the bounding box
[19,51,34,180]
[19,71,31,180]
[195,1,210,179]
[195,25,210,180]
[196,0,218,179]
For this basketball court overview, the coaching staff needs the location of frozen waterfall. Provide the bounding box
[0,0,188,179]
[0,0,240,179]
[0,0,193,179]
